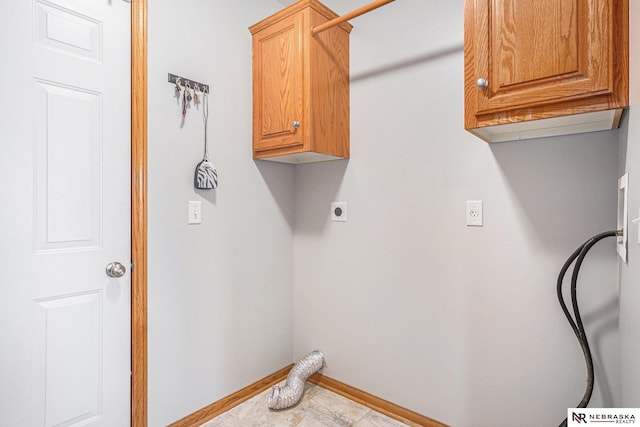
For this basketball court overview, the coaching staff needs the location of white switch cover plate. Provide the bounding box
[466,200,483,226]
[331,202,347,222]
[188,201,202,224]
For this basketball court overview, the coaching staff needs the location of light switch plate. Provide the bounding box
[188,201,202,224]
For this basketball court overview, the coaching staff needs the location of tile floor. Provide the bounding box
[199,382,411,427]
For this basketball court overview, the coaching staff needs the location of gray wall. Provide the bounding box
[293,1,620,426]
[147,1,626,426]
[619,0,640,410]
[147,1,293,425]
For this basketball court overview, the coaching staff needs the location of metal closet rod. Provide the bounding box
[312,0,395,34]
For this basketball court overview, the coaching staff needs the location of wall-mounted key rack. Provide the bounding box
[169,73,211,120]
[168,73,210,94]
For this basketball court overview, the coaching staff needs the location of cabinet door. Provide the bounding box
[252,12,304,154]
[469,0,619,117]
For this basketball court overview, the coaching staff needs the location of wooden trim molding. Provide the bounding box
[167,365,293,427]
[307,373,448,427]
[167,365,448,427]
[131,0,148,425]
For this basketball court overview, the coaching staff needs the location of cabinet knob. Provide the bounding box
[292,121,300,129]
[476,78,489,90]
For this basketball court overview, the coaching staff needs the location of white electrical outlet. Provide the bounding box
[617,174,628,262]
[331,202,347,222]
[466,200,483,227]
[188,201,202,224]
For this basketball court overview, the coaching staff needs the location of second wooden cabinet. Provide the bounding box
[249,0,351,163]
[464,0,628,142]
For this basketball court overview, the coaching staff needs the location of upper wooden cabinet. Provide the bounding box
[249,0,351,163]
[464,0,628,142]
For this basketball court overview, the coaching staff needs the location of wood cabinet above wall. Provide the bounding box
[249,0,351,163]
[464,0,628,143]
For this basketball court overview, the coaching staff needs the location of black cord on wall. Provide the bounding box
[557,230,619,427]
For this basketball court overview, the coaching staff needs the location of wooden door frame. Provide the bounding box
[131,0,148,425]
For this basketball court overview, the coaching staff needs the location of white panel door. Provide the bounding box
[0,0,131,425]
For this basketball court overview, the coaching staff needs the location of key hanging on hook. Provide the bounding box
[186,83,193,103]
[182,82,189,118]
[174,77,182,98]
[193,84,200,104]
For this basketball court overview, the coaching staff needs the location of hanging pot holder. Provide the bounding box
[194,92,218,189]
[195,158,218,189]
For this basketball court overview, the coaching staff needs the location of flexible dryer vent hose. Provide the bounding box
[268,351,325,410]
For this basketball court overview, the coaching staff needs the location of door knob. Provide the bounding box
[476,78,488,90]
[106,262,126,278]
[292,121,300,129]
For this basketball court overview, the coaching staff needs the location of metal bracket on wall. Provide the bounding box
[168,73,210,94]
[618,173,629,262]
